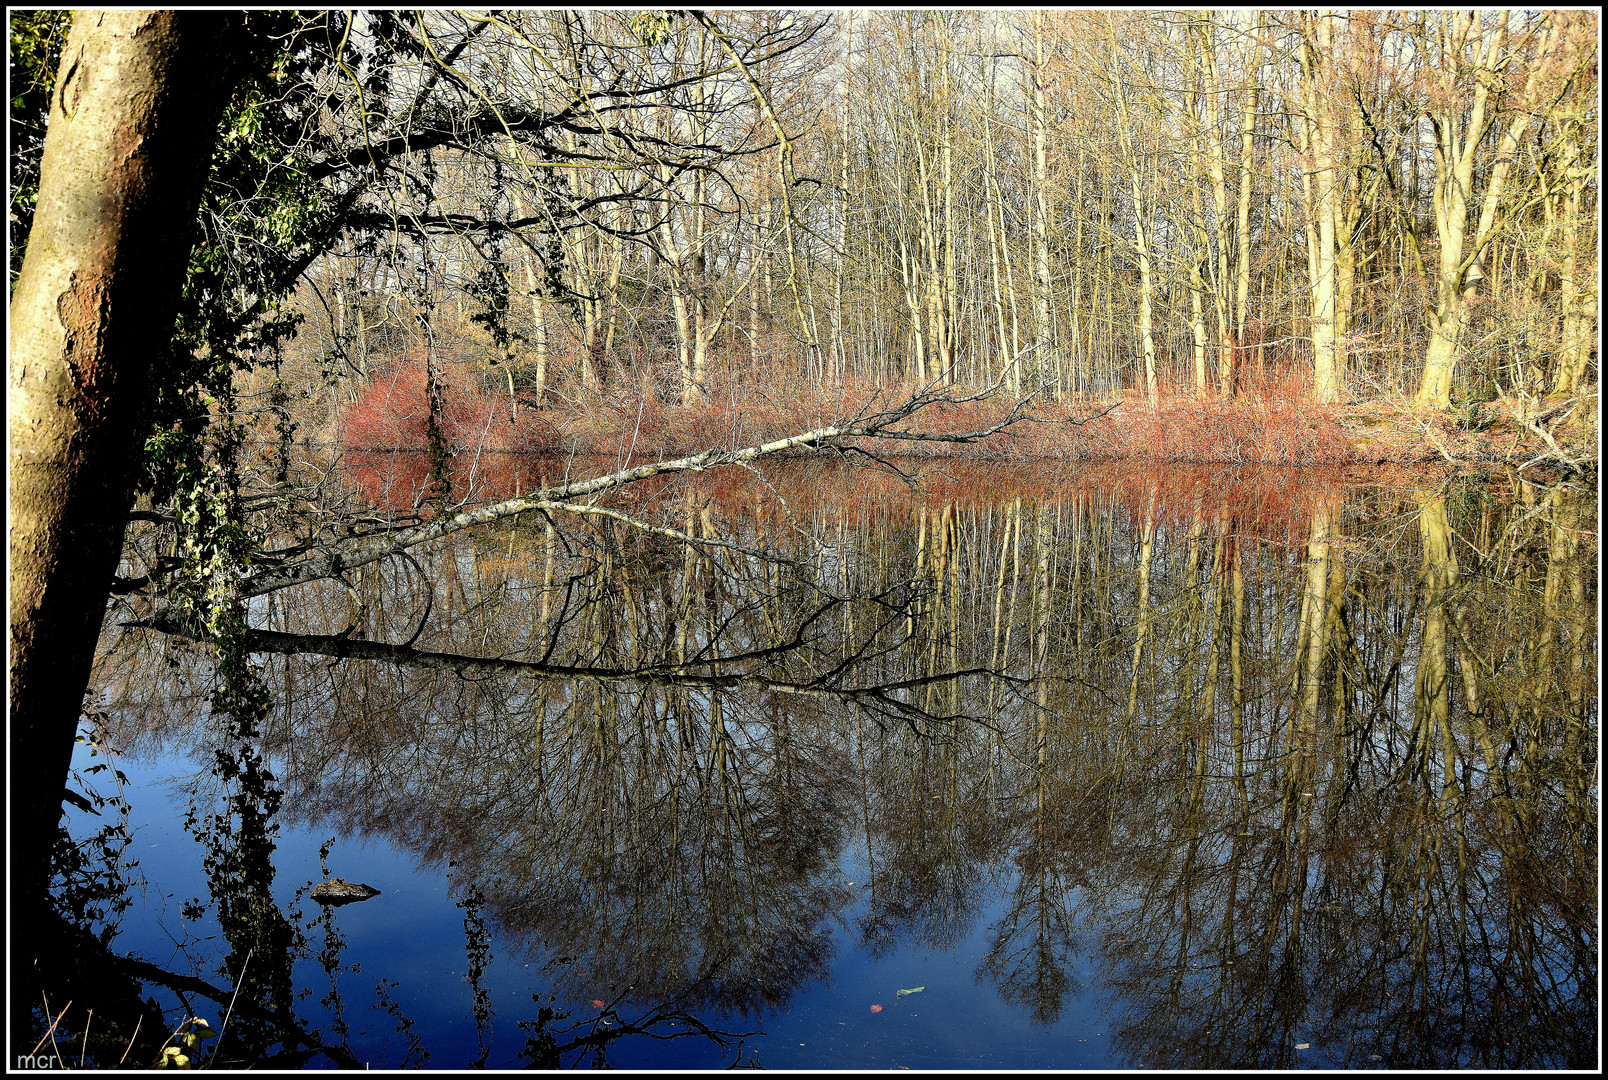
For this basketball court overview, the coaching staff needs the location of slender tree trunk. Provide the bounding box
[1552,126,1594,395]
[1031,11,1054,394]
[1106,16,1157,407]
[1197,19,1235,396]
[938,14,958,386]
[1133,171,1158,408]
[1230,16,1262,396]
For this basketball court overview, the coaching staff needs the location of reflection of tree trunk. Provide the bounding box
[1033,504,1053,676]
[1545,489,1588,710]
[1227,518,1248,816]
[1297,494,1337,741]
[1413,487,1458,794]
[989,499,1021,687]
[1545,488,1592,812]
[1532,486,1589,748]
[1126,486,1157,721]
[1199,518,1225,742]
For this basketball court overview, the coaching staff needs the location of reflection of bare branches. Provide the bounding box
[129,615,1020,737]
[92,464,1596,1068]
[133,379,1087,613]
[521,965,764,1069]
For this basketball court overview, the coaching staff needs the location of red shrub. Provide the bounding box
[340,363,433,450]
[339,360,563,454]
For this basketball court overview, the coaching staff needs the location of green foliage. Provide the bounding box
[145,13,337,506]
[467,254,520,356]
[51,718,138,943]
[268,367,298,486]
[631,11,676,47]
[1450,397,1496,433]
[1444,479,1493,534]
[7,8,70,290]
[155,1018,219,1069]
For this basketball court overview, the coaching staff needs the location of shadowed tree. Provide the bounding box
[8,14,266,1040]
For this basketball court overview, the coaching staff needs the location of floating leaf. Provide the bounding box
[591,999,606,1009]
[895,986,925,998]
[869,1004,883,1013]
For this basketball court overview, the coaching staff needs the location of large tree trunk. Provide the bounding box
[1415,13,1554,406]
[1300,11,1345,404]
[7,8,252,1030]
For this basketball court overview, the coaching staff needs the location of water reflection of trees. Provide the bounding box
[94,465,1596,1067]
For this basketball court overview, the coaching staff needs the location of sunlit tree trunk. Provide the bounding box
[1416,13,1557,406]
[505,179,550,410]
[1551,114,1596,396]
[1233,14,1263,379]
[1105,17,1158,407]
[1031,11,1055,394]
[1297,11,1345,403]
[832,20,852,380]
[1195,19,1235,396]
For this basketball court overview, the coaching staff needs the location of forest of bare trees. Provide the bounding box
[8,10,1596,1068]
[266,9,1596,439]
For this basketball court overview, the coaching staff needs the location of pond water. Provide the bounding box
[62,458,1597,1069]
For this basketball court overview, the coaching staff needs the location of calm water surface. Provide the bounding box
[67,459,1597,1069]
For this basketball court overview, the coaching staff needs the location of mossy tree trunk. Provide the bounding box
[7,7,256,1049]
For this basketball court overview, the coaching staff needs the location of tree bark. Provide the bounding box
[1416,13,1555,406]
[1031,11,1054,394]
[1299,11,1345,404]
[7,6,256,1046]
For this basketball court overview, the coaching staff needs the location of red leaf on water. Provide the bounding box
[591,1000,606,1009]
[869,1004,883,1013]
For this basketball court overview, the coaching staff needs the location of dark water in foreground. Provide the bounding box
[59,460,1597,1069]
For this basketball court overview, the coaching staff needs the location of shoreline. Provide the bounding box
[324,388,1598,476]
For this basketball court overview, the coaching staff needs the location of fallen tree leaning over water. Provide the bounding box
[139,377,1113,614]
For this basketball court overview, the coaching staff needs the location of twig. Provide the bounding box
[207,947,254,1069]
[159,1015,191,1062]
[81,1009,93,1067]
[1514,406,1583,472]
[118,1014,143,1066]
[1407,410,1457,463]
[32,996,72,1060]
